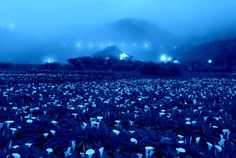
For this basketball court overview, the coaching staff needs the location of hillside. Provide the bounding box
[175,38,236,65]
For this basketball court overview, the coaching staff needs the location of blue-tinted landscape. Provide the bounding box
[0,0,236,158]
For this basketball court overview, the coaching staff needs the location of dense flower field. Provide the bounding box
[0,74,236,158]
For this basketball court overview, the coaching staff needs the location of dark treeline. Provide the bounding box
[0,56,234,78]
[67,56,181,76]
[0,57,181,77]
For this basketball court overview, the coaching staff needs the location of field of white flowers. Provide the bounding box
[0,74,236,158]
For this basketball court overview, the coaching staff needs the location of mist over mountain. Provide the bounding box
[0,17,236,63]
[0,18,178,63]
[105,18,175,42]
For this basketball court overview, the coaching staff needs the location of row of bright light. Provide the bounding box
[160,54,180,64]
[160,54,172,62]
[160,54,214,64]
[43,57,56,64]
[73,43,151,49]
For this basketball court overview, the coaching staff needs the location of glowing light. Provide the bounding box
[120,53,129,60]
[173,60,180,64]
[144,43,149,48]
[160,55,173,63]
[9,23,15,29]
[99,44,104,48]
[107,42,113,47]
[208,59,213,64]
[88,44,93,48]
[160,55,167,62]
[44,57,55,64]
[76,43,82,48]
[133,43,137,47]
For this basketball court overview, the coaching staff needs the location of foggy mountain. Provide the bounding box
[103,18,176,44]
[0,18,177,63]
[0,17,236,63]
[78,17,178,61]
